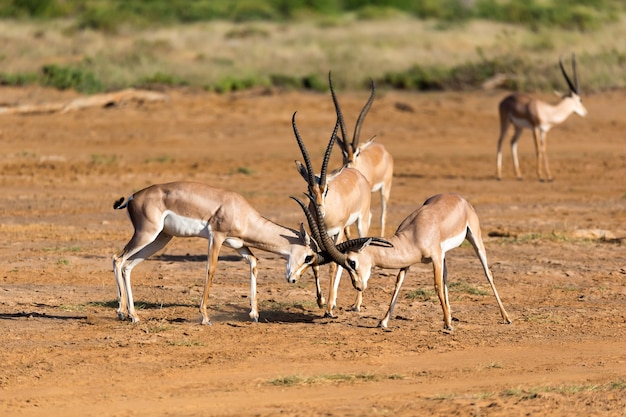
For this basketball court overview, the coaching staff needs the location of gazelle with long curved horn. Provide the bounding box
[112,181,318,325]
[496,54,587,181]
[292,112,373,317]
[297,191,511,331]
[330,73,394,236]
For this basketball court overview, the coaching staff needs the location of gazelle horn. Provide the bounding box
[328,71,352,162]
[351,78,376,152]
[559,54,579,94]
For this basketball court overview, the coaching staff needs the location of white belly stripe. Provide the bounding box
[162,210,210,238]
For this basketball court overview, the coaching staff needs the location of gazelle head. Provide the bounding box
[328,71,376,165]
[290,195,387,291]
[560,53,587,118]
[285,223,319,284]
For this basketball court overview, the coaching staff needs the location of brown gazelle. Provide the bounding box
[112,181,319,325]
[295,190,511,331]
[496,54,587,181]
[292,112,373,317]
[329,73,394,237]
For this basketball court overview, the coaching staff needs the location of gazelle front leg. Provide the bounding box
[312,264,325,308]
[237,247,259,322]
[324,262,343,318]
[540,131,553,182]
[378,267,410,328]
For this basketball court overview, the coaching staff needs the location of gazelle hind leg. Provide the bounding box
[112,230,171,321]
[200,235,224,325]
[496,116,510,180]
[466,226,511,324]
[432,254,452,330]
[510,127,524,180]
[121,233,173,323]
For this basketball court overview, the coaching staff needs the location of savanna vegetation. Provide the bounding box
[0,0,625,93]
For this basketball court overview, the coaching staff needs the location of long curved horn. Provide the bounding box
[336,236,393,252]
[352,78,376,151]
[292,112,320,203]
[291,195,343,266]
[328,71,353,163]
[318,116,340,197]
[572,53,580,94]
[559,55,577,94]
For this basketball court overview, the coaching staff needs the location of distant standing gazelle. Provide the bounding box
[496,54,587,181]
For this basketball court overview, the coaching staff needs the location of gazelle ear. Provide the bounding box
[357,238,373,253]
[294,160,309,182]
[299,223,311,246]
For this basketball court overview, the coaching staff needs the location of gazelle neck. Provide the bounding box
[543,95,579,126]
[240,216,296,258]
[365,234,422,269]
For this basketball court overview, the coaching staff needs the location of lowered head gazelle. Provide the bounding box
[329,72,394,237]
[112,181,319,325]
[496,54,587,181]
[294,190,511,331]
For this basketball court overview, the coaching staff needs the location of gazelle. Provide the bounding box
[292,112,373,317]
[295,190,511,331]
[329,73,394,237]
[496,54,587,181]
[111,181,319,325]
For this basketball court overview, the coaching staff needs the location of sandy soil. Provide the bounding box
[0,85,625,417]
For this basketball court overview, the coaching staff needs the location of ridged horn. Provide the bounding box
[318,116,341,198]
[290,195,339,266]
[328,71,353,163]
[559,54,578,94]
[352,78,376,151]
[291,111,320,205]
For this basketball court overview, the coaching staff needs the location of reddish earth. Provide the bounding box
[0,86,624,416]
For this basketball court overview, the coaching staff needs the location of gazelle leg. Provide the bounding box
[540,131,553,181]
[466,228,512,324]
[510,127,524,180]
[531,127,546,181]
[379,186,390,237]
[325,263,343,318]
[113,231,172,322]
[432,254,452,330]
[112,253,128,320]
[312,264,325,308]
[237,247,259,322]
[200,235,223,325]
[350,291,363,312]
[496,118,510,180]
[379,267,410,328]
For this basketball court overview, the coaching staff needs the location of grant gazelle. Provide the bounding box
[112,181,319,325]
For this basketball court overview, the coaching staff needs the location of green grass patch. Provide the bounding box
[449,280,489,296]
[268,372,394,387]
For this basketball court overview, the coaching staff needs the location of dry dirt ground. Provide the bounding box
[0,86,624,417]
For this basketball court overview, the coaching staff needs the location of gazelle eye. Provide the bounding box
[304,255,314,264]
[347,259,357,270]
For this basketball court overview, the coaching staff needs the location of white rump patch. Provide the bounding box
[440,225,467,254]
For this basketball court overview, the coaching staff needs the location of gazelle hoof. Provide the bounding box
[323,312,336,319]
